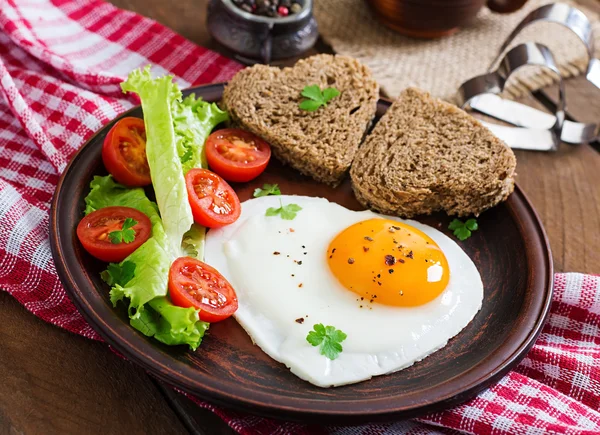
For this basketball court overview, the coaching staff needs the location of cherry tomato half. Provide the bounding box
[102,117,151,187]
[205,128,271,183]
[76,206,151,263]
[168,257,238,323]
[185,168,241,228]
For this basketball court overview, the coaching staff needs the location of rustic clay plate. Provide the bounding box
[50,83,553,424]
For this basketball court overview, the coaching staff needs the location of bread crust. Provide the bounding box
[350,88,516,218]
[222,54,379,186]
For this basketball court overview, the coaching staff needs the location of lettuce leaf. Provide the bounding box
[131,297,209,350]
[173,93,229,175]
[86,67,229,349]
[84,175,208,349]
[85,176,170,312]
[121,67,229,261]
[84,175,165,244]
[121,66,192,258]
[172,93,228,259]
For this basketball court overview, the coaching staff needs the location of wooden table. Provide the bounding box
[1,1,599,434]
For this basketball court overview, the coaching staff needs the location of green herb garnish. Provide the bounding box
[108,218,138,244]
[299,85,340,112]
[254,183,281,198]
[266,199,302,220]
[101,261,136,287]
[448,218,478,241]
[306,323,347,360]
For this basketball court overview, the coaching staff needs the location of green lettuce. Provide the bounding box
[132,297,209,350]
[85,176,169,311]
[121,66,229,261]
[174,93,229,175]
[85,176,208,349]
[84,67,228,350]
[121,66,192,258]
[84,175,165,245]
[173,94,228,259]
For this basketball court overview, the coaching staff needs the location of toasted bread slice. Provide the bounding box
[222,54,379,186]
[350,88,516,218]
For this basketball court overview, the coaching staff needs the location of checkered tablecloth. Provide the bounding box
[0,1,598,434]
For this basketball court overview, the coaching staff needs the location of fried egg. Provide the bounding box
[204,195,483,387]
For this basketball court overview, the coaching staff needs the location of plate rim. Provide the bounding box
[50,82,554,423]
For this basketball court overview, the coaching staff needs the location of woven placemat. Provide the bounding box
[314,0,600,102]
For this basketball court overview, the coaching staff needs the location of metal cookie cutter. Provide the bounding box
[462,3,599,148]
[459,42,566,151]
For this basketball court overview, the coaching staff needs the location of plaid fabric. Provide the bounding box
[0,1,598,434]
[0,0,241,339]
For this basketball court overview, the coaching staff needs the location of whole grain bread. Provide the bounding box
[350,88,516,218]
[222,54,379,186]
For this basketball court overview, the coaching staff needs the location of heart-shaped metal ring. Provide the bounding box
[463,3,599,148]
[459,42,565,151]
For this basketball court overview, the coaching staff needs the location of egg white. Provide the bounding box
[204,195,483,387]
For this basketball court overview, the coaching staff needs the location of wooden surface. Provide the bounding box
[1,0,599,434]
[0,292,188,435]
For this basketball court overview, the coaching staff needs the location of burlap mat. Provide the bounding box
[314,0,600,102]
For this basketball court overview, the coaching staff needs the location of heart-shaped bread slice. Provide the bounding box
[222,55,379,186]
[350,88,516,218]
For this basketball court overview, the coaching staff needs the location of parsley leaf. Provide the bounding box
[301,84,323,101]
[299,99,323,111]
[448,218,478,241]
[265,199,302,220]
[280,203,302,220]
[253,183,281,198]
[101,261,136,287]
[306,323,347,360]
[108,218,138,244]
[448,219,463,231]
[322,87,340,101]
[265,207,281,217]
[299,84,341,112]
[465,218,478,231]
[454,226,471,241]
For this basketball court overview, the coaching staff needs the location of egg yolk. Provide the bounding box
[327,219,450,307]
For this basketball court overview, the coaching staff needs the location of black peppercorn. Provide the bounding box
[233,0,302,17]
[266,4,277,16]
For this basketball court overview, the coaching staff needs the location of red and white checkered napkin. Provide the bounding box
[0,1,598,434]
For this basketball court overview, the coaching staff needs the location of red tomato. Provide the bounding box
[102,117,151,187]
[185,168,241,228]
[76,206,151,263]
[168,257,238,322]
[205,128,271,182]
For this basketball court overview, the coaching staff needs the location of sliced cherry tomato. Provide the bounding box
[185,168,241,228]
[102,117,151,187]
[168,257,238,322]
[205,128,271,182]
[76,206,151,263]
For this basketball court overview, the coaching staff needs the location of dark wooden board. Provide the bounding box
[485,93,600,274]
[0,292,187,435]
[50,83,553,424]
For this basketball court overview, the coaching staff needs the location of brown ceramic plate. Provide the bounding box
[50,83,553,424]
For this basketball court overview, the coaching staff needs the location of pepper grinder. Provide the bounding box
[207,0,319,64]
